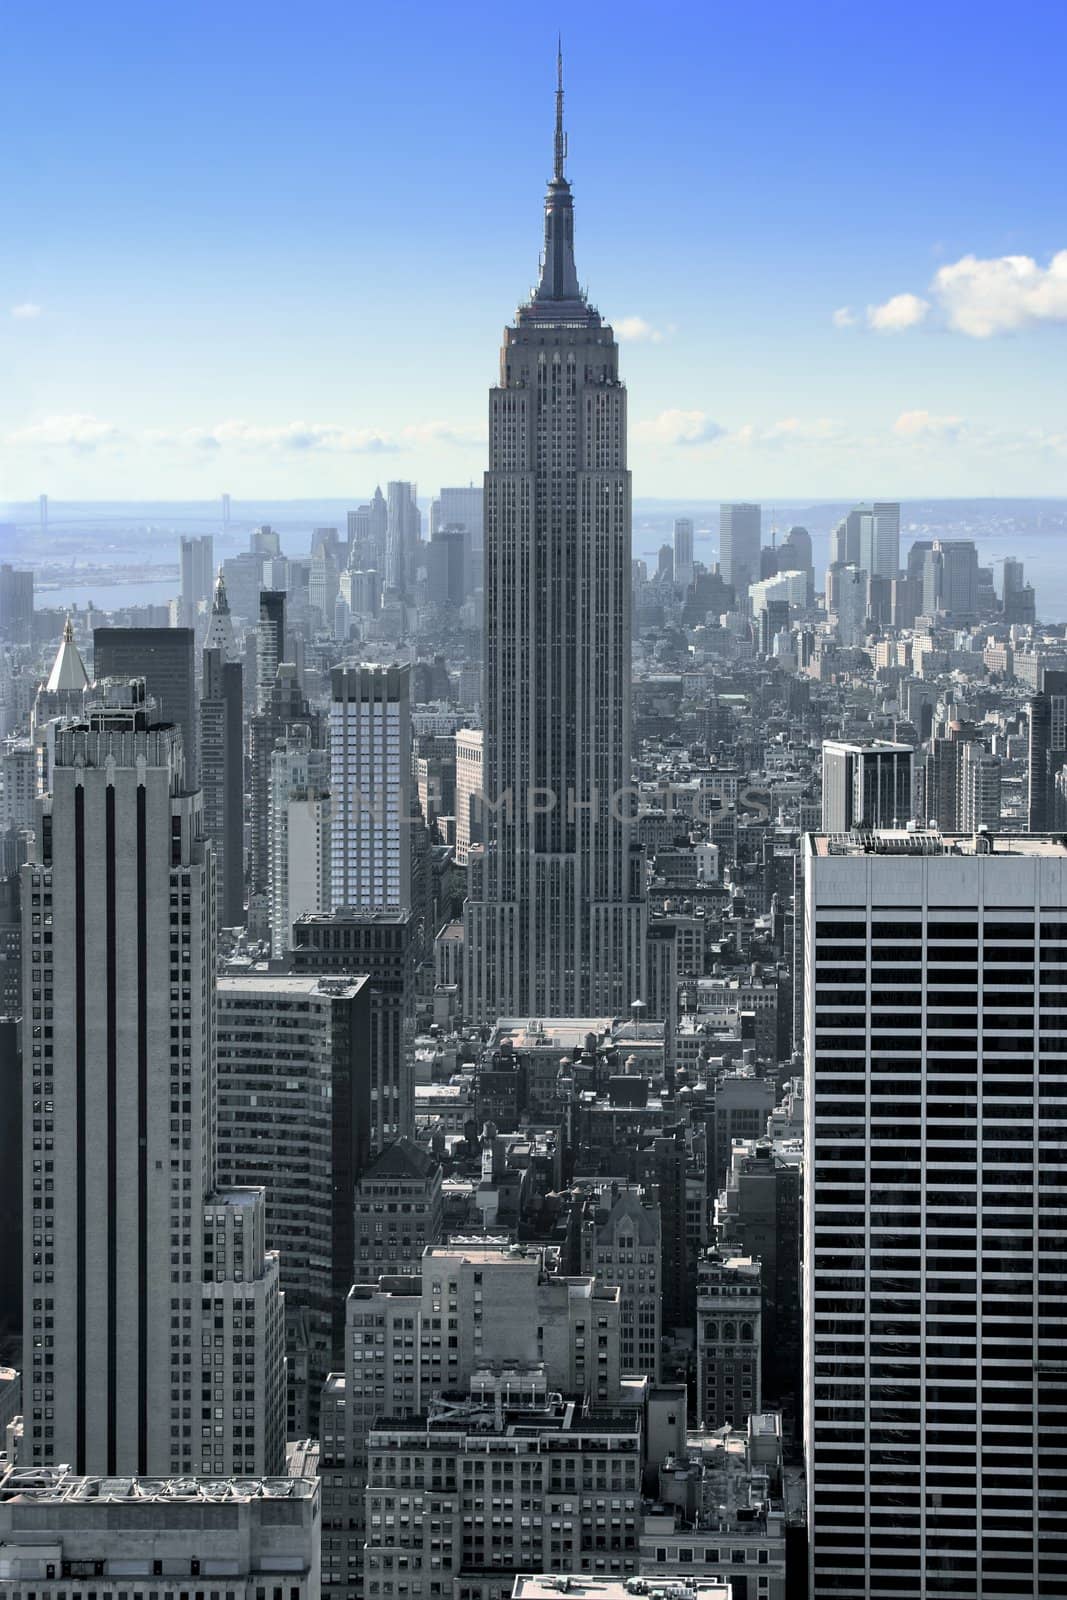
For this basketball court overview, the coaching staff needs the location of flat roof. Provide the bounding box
[217,973,368,998]
[810,829,1067,858]
[0,1467,316,1503]
[513,1581,731,1600]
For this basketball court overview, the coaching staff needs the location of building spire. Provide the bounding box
[554,36,566,183]
[530,40,584,309]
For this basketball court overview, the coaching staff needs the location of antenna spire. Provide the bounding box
[554,36,566,182]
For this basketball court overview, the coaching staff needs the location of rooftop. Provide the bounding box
[513,1581,730,1600]
[811,828,1067,857]
[0,1467,316,1504]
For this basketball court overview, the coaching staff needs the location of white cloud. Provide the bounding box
[832,306,858,328]
[933,249,1067,336]
[633,408,725,446]
[10,302,41,320]
[5,413,121,450]
[146,417,485,454]
[614,315,667,343]
[893,409,965,440]
[731,417,847,448]
[867,292,930,332]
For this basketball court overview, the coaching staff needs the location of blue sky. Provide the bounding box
[3,0,1066,501]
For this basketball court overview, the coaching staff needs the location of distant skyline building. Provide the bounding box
[1028,669,1067,831]
[673,517,694,588]
[719,503,761,597]
[256,589,286,713]
[465,52,646,1021]
[384,481,419,594]
[179,533,214,615]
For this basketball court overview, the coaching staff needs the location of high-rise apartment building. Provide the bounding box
[803,829,1067,1598]
[92,626,197,785]
[329,665,412,914]
[22,680,285,1475]
[464,60,645,1021]
[216,972,371,1435]
[673,517,695,588]
[821,740,915,833]
[719,503,761,597]
[179,533,214,615]
[270,725,330,956]
[1028,669,1067,830]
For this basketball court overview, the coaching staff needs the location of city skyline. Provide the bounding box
[4,0,1067,500]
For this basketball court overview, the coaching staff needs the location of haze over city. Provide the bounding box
[1,6,1065,1600]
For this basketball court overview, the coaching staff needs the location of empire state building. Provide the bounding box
[465,54,646,1021]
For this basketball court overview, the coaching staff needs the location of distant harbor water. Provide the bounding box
[35,577,177,612]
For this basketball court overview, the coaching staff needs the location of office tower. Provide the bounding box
[710,1072,777,1194]
[803,829,1067,1599]
[719,503,761,596]
[427,523,468,606]
[92,627,198,785]
[179,533,214,615]
[269,724,330,956]
[22,680,285,1475]
[0,564,34,644]
[579,1184,662,1380]
[673,517,695,588]
[1002,556,1037,625]
[657,542,675,582]
[759,598,790,657]
[714,1139,801,1413]
[454,726,484,866]
[199,644,244,926]
[249,664,320,899]
[363,1378,642,1600]
[0,1013,20,1349]
[464,60,645,1022]
[384,481,419,593]
[256,589,286,712]
[216,972,371,1435]
[922,538,979,619]
[291,909,415,1149]
[857,501,900,580]
[352,1135,443,1279]
[436,483,484,568]
[329,665,412,914]
[1028,669,1067,830]
[834,564,867,646]
[780,524,812,573]
[959,740,1002,831]
[696,1248,762,1429]
[251,524,281,558]
[821,740,915,832]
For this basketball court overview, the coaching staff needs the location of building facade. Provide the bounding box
[464,60,645,1021]
[803,829,1067,1599]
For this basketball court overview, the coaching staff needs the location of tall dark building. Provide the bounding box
[92,627,197,786]
[464,51,645,1020]
[1028,669,1067,830]
[256,589,286,713]
[200,646,244,925]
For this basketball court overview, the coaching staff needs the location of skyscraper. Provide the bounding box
[803,829,1067,1598]
[673,517,694,588]
[256,589,286,713]
[384,481,419,594]
[92,627,197,786]
[329,664,412,914]
[464,52,645,1020]
[200,640,244,926]
[821,739,915,832]
[719,503,761,598]
[22,679,285,1474]
[179,533,214,615]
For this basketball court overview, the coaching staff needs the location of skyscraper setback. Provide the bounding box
[465,52,645,1020]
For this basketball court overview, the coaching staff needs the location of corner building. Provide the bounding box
[465,59,645,1020]
[803,830,1067,1599]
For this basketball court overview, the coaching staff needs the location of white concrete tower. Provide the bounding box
[465,48,645,1021]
